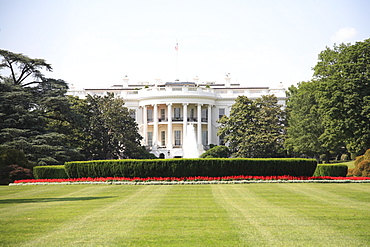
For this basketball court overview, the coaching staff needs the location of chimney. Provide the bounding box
[122,75,129,87]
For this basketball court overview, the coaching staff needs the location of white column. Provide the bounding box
[197,103,202,150]
[208,104,212,146]
[143,105,148,146]
[183,103,188,139]
[167,103,173,150]
[153,104,158,149]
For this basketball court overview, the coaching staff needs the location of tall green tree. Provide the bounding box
[285,81,328,159]
[218,95,286,158]
[313,39,370,154]
[0,50,82,165]
[77,93,145,160]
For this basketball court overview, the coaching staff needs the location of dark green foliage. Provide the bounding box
[200,146,230,158]
[70,93,147,160]
[65,158,317,178]
[0,59,83,165]
[218,95,286,158]
[287,39,370,157]
[313,165,348,177]
[0,148,33,184]
[313,39,370,154]
[1,165,33,184]
[0,147,32,168]
[33,165,68,179]
[285,81,326,158]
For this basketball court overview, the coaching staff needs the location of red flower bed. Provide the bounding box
[13,175,370,184]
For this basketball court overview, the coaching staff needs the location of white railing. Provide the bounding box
[68,87,286,100]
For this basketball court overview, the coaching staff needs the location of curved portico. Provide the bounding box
[139,93,215,158]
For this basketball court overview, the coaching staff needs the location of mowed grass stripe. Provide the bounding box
[0,186,168,246]
[212,184,370,246]
[120,185,241,246]
[0,185,116,218]
[277,183,370,210]
[1,185,122,245]
[20,185,171,246]
[274,184,370,244]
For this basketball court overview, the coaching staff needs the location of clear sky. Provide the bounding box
[0,0,369,89]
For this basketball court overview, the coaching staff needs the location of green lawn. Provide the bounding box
[339,160,355,169]
[1,184,369,246]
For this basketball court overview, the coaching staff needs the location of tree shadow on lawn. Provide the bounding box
[0,196,116,204]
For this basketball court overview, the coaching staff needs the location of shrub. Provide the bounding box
[313,165,348,177]
[65,158,317,178]
[0,164,33,184]
[33,165,68,179]
[200,146,230,158]
[8,164,33,180]
[0,148,32,168]
[354,155,365,167]
[351,149,370,177]
[347,168,354,176]
[364,149,370,160]
[352,160,370,177]
[0,148,33,184]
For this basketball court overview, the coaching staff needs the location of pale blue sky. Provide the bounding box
[0,0,369,89]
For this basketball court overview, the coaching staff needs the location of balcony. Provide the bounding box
[172,117,183,122]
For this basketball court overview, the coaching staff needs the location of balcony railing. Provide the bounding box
[148,117,207,123]
[158,118,168,122]
[172,117,183,122]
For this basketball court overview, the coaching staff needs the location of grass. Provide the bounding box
[1,184,369,246]
[339,160,355,169]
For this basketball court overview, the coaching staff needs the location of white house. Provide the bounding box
[67,77,286,158]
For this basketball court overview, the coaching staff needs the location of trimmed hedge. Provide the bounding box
[313,164,348,177]
[33,165,68,179]
[64,158,317,178]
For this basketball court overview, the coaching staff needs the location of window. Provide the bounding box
[219,108,225,119]
[147,109,153,122]
[174,108,181,118]
[161,131,166,146]
[174,108,181,120]
[190,108,195,121]
[147,132,153,146]
[174,130,181,146]
[201,108,208,122]
[202,131,208,146]
[160,109,165,120]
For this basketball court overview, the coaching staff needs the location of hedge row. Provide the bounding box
[313,164,348,177]
[33,165,68,179]
[64,158,317,178]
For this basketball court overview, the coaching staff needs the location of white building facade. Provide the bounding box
[68,78,286,158]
